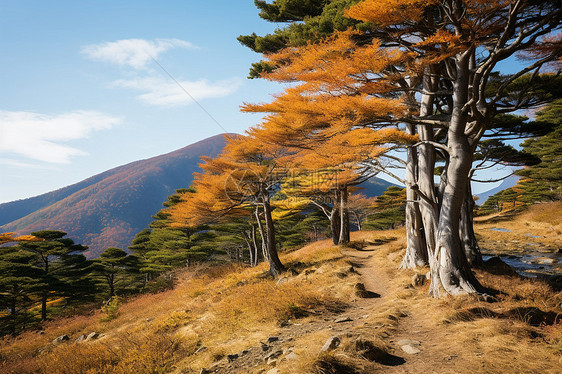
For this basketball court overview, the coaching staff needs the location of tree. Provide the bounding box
[242,0,561,296]
[238,0,364,78]
[168,135,290,277]
[17,231,88,320]
[515,100,562,198]
[346,193,377,231]
[0,247,41,315]
[92,248,140,298]
[363,186,407,231]
[0,232,43,245]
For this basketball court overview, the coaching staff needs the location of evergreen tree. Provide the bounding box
[363,187,406,230]
[0,247,42,335]
[92,248,140,298]
[17,231,88,320]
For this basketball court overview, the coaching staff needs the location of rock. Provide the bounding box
[412,273,425,287]
[334,316,352,323]
[264,349,283,362]
[320,336,341,352]
[426,272,431,280]
[483,256,519,276]
[354,283,380,298]
[266,368,280,374]
[74,334,86,343]
[401,344,421,354]
[285,352,299,360]
[227,354,239,362]
[52,335,70,344]
[267,358,278,366]
[397,339,421,346]
[267,336,279,343]
[261,342,271,351]
[86,332,99,341]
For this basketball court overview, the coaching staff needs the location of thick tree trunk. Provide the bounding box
[430,53,484,297]
[262,195,285,277]
[401,122,427,269]
[417,67,439,272]
[338,186,350,245]
[460,182,482,266]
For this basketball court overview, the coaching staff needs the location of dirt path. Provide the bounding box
[343,244,472,374]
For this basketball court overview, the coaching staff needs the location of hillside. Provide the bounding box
[0,134,232,258]
[1,204,560,373]
[0,135,396,258]
[475,174,520,204]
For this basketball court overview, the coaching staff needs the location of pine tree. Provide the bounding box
[242,0,560,296]
[92,248,140,298]
[17,231,88,320]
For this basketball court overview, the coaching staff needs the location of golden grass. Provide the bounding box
[1,213,561,374]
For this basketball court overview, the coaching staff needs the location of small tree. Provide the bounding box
[92,248,140,298]
[17,230,87,320]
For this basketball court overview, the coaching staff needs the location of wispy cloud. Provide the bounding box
[81,38,196,69]
[112,76,243,107]
[0,111,122,164]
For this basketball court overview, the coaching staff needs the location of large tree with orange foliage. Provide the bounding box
[242,0,560,296]
[242,33,418,245]
[168,135,289,276]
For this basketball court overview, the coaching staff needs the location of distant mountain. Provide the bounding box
[1,134,398,258]
[357,177,399,197]
[0,134,232,258]
[475,174,521,204]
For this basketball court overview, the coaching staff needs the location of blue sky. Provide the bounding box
[0,0,287,203]
[0,1,524,204]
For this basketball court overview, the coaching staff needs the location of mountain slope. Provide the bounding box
[357,177,399,196]
[1,134,399,258]
[0,134,232,257]
[475,174,521,204]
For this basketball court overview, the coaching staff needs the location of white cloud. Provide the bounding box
[81,38,196,69]
[112,76,243,107]
[0,111,122,164]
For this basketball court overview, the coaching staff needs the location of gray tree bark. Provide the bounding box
[460,181,482,266]
[431,52,484,296]
[401,123,428,269]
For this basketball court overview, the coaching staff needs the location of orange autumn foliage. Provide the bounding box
[167,134,292,228]
[0,232,43,245]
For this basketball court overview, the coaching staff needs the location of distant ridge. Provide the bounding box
[0,133,397,258]
[475,174,521,204]
[0,134,233,258]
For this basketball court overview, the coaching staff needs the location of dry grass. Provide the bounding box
[1,210,561,374]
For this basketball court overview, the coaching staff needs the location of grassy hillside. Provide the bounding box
[2,204,560,374]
